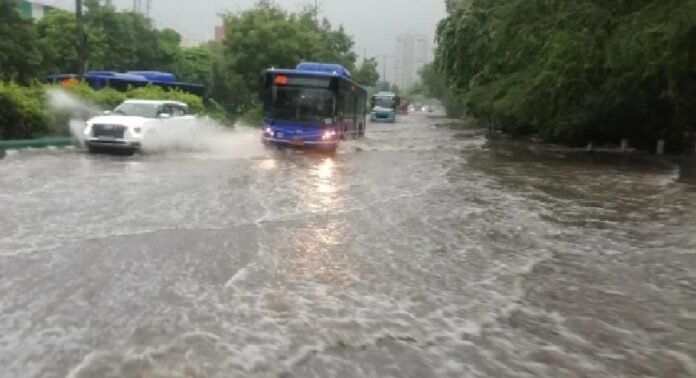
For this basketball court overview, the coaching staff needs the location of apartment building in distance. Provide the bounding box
[394,34,429,90]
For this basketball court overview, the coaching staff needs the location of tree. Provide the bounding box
[390,84,401,95]
[221,3,360,112]
[352,58,379,87]
[435,0,696,147]
[174,43,217,88]
[35,10,80,75]
[83,1,181,71]
[0,0,41,84]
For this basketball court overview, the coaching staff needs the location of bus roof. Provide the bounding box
[45,71,206,96]
[266,68,366,92]
[266,62,365,87]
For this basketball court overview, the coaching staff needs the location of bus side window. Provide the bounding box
[338,92,345,121]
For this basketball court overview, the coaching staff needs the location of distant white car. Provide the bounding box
[83,99,196,154]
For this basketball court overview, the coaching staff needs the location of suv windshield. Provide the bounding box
[113,102,160,118]
[266,87,335,124]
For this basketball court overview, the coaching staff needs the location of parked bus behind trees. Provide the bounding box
[45,71,206,98]
[261,62,368,152]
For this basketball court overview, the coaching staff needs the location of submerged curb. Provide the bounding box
[0,138,77,150]
[0,138,78,159]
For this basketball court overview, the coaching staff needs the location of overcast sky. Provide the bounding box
[47,0,446,80]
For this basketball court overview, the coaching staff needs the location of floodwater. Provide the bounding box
[1,115,695,378]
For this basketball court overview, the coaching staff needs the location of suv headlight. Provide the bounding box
[83,124,92,136]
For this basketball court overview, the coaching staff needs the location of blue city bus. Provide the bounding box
[45,71,206,97]
[261,62,368,151]
[370,91,400,123]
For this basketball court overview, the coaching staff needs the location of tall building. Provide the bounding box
[394,35,429,90]
[16,1,57,20]
[214,26,225,42]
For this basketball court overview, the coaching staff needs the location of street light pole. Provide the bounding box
[381,55,395,83]
[75,0,85,77]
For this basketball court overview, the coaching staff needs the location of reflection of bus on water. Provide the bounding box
[370,92,400,123]
[261,62,368,151]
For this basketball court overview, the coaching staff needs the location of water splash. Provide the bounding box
[45,88,102,145]
[43,87,265,157]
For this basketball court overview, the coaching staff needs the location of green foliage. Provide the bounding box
[220,3,358,112]
[0,82,223,139]
[205,99,233,125]
[1,2,367,137]
[23,1,183,74]
[0,82,47,139]
[0,0,41,84]
[92,87,127,109]
[435,0,696,147]
[241,103,264,126]
[352,58,380,87]
[84,1,172,71]
[35,10,79,74]
[174,44,217,88]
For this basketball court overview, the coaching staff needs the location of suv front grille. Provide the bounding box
[92,124,126,138]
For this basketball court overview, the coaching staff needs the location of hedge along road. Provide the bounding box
[0,114,695,378]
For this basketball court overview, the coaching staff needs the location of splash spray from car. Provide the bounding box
[44,88,265,158]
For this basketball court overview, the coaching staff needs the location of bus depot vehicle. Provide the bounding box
[83,99,195,154]
[370,92,400,123]
[46,71,206,97]
[261,62,368,151]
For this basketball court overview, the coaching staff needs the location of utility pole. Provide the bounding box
[75,0,85,77]
[314,0,318,24]
[381,55,394,82]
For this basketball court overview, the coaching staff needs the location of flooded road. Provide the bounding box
[1,115,695,378]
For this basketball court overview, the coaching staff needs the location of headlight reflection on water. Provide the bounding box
[308,157,341,211]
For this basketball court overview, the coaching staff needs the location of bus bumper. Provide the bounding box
[261,137,338,150]
[370,112,396,123]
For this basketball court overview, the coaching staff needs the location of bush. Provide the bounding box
[205,98,234,126]
[93,87,127,109]
[0,82,47,139]
[240,103,263,127]
[0,82,218,140]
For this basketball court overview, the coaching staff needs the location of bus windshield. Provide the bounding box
[373,97,395,108]
[266,87,335,124]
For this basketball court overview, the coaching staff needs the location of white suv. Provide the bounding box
[83,99,196,154]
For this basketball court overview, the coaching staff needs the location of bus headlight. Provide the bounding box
[264,127,273,136]
[322,129,337,140]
